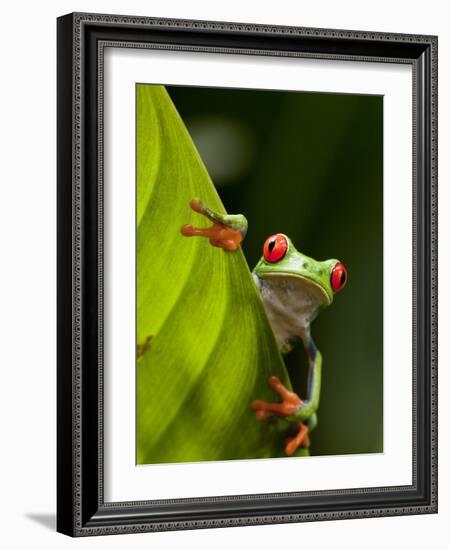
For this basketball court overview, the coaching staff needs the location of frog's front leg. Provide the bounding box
[181,198,248,251]
[251,376,303,419]
[250,376,310,455]
[251,337,322,456]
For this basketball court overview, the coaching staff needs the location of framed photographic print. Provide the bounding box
[57,12,438,536]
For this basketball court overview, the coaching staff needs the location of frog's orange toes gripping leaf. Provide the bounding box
[250,398,300,417]
[268,376,303,406]
[250,376,303,418]
[251,376,310,456]
[180,223,243,251]
[285,423,310,456]
[180,198,244,252]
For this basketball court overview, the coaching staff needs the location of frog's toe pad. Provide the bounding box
[210,238,241,251]
[254,410,273,421]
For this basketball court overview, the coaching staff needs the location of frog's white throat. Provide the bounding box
[255,273,329,354]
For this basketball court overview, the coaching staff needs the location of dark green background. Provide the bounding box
[167,86,383,456]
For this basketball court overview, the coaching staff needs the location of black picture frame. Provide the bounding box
[57,12,438,537]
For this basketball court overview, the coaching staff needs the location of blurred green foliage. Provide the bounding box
[167,86,383,456]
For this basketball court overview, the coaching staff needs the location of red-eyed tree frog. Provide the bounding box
[181,198,347,456]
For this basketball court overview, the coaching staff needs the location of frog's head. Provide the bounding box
[253,233,347,308]
[253,234,347,351]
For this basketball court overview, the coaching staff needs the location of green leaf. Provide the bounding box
[137,84,308,463]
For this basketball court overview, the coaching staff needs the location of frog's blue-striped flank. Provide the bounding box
[181,198,347,456]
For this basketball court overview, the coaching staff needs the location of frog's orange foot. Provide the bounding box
[189,197,209,215]
[285,423,310,456]
[250,376,303,418]
[180,198,245,252]
[181,223,242,251]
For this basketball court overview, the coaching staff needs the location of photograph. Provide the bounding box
[136,84,383,465]
[55,11,437,536]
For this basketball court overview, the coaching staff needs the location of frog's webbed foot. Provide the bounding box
[251,376,303,418]
[181,198,247,252]
[251,376,310,456]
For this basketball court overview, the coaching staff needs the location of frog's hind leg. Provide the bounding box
[284,414,317,456]
[181,198,247,252]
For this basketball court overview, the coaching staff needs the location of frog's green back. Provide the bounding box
[136,85,306,463]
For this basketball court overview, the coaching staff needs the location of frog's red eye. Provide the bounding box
[331,262,347,292]
[263,234,288,263]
